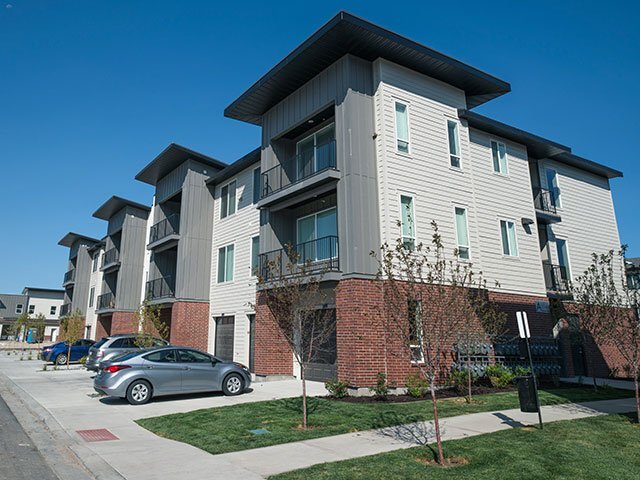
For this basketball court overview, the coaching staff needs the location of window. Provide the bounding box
[400,195,415,250]
[408,300,424,362]
[144,349,177,363]
[556,238,571,279]
[252,167,261,203]
[500,220,519,257]
[454,207,470,260]
[178,349,212,363]
[220,180,237,219]
[28,305,35,314]
[15,304,23,314]
[491,140,508,174]
[89,287,95,308]
[251,236,260,276]
[92,253,99,272]
[545,168,561,207]
[296,207,338,262]
[395,102,410,153]
[295,123,335,180]
[217,244,235,283]
[50,306,57,315]
[447,120,461,168]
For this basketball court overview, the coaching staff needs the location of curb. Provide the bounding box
[0,369,125,480]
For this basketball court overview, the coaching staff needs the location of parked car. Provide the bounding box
[85,334,169,372]
[93,346,251,405]
[42,339,95,365]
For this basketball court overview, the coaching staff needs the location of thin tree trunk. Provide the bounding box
[301,365,308,429]
[429,384,444,464]
[466,356,472,403]
[67,345,71,369]
[634,371,640,424]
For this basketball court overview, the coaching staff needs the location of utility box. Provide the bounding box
[516,375,538,413]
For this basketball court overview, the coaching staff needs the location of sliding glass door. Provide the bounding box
[296,123,335,181]
[296,208,338,263]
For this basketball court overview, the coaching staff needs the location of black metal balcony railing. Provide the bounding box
[543,262,571,293]
[533,188,557,214]
[149,214,180,244]
[63,269,75,284]
[97,292,115,310]
[102,248,120,268]
[146,276,175,300]
[60,303,71,316]
[261,140,337,199]
[259,235,339,280]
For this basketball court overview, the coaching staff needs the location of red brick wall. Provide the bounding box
[96,314,111,338]
[111,312,136,335]
[254,291,293,376]
[169,301,209,351]
[488,292,555,336]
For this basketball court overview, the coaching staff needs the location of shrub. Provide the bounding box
[449,369,475,395]
[325,380,349,398]
[78,356,87,365]
[486,364,515,388]
[369,372,395,398]
[405,373,429,398]
[513,365,531,377]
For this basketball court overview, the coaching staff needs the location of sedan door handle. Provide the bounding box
[144,366,153,369]
[182,367,190,371]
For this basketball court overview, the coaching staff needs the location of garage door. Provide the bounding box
[215,316,235,361]
[305,309,337,382]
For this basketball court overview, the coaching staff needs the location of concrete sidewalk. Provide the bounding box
[217,397,636,478]
[561,376,637,391]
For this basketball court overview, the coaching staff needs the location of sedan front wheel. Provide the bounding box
[222,373,244,396]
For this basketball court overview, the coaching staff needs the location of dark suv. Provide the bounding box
[85,334,169,371]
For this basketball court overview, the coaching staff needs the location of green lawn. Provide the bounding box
[136,386,633,455]
[271,414,640,480]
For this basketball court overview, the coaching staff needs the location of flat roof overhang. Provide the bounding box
[58,232,101,248]
[206,148,261,187]
[225,11,511,125]
[136,143,227,186]
[93,196,151,221]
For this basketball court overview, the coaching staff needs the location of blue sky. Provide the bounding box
[0,0,638,293]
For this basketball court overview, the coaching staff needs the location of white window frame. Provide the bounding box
[50,305,57,315]
[555,237,572,279]
[89,286,95,308]
[394,100,411,155]
[545,167,562,208]
[490,139,509,175]
[15,304,23,314]
[28,304,35,315]
[499,218,519,257]
[217,244,235,283]
[446,119,462,169]
[220,180,237,219]
[252,167,261,204]
[453,205,471,261]
[250,235,260,277]
[408,300,424,364]
[399,193,416,251]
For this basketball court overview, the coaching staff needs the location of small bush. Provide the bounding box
[513,365,531,377]
[369,372,395,398]
[325,380,349,398]
[405,373,429,398]
[449,369,475,395]
[78,356,87,365]
[486,364,515,388]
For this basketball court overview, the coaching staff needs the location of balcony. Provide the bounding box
[259,140,339,209]
[146,276,175,301]
[258,235,340,281]
[60,303,71,317]
[543,262,571,296]
[533,188,561,224]
[148,214,180,251]
[62,269,75,287]
[100,248,120,272]
[96,292,116,312]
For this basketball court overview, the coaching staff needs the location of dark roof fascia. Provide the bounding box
[93,196,151,221]
[135,143,228,186]
[58,232,101,248]
[549,152,623,180]
[225,11,511,124]
[206,148,261,187]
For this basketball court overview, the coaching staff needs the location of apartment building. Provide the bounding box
[0,288,64,341]
[84,241,105,339]
[222,12,623,385]
[92,196,150,338]
[59,232,102,318]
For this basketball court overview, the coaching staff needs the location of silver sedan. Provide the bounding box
[93,347,251,405]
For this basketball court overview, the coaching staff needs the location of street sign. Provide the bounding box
[516,311,531,339]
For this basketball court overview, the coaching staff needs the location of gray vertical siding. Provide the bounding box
[70,239,97,315]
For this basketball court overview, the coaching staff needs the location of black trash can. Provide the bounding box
[515,375,538,413]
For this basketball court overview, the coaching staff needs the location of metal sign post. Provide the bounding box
[517,311,543,429]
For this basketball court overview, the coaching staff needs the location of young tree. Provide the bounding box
[571,248,640,422]
[371,221,503,464]
[132,300,169,348]
[255,245,336,429]
[14,312,31,342]
[32,313,47,345]
[58,310,85,368]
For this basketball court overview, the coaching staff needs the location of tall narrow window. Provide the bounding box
[251,236,260,276]
[545,168,561,207]
[28,305,35,314]
[491,140,508,174]
[395,102,410,153]
[400,195,415,250]
[220,180,237,219]
[92,254,99,272]
[252,167,261,203]
[217,244,235,283]
[556,238,571,279]
[50,306,57,315]
[408,300,424,362]
[447,120,461,168]
[454,207,470,260]
[15,304,23,314]
[500,220,519,256]
[89,287,95,308]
